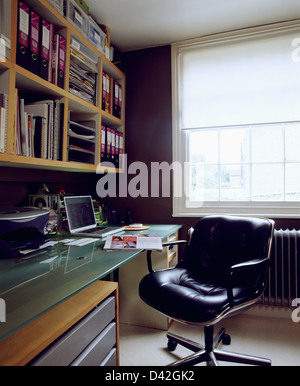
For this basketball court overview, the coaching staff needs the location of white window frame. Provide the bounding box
[172,21,300,218]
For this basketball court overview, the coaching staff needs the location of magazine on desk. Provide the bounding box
[103,234,163,251]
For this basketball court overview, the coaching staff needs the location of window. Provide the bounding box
[172,21,300,218]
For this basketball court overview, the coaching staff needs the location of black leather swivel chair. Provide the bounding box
[139,216,274,366]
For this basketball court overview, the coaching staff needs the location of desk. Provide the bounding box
[0,224,182,365]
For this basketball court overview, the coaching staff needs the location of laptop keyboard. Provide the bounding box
[84,227,108,233]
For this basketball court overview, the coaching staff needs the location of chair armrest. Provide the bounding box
[162,240,188,248]
[230,257,269,274]
[226,258,270,306]
[146,240,188,273]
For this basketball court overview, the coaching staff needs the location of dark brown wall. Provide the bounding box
[0,167,96,207]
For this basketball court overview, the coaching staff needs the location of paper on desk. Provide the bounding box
[19,241,57,255]
[63,238,99,247]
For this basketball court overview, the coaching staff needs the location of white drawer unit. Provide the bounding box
[30,296,116,366]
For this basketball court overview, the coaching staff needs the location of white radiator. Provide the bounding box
[259,229,300,307]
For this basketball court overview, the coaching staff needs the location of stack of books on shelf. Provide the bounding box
[15,94,64,160]
[16,1,66,88]
[68,120,96,164]
[0,93,8,153]
[69,38,98,105]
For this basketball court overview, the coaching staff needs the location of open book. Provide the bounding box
[103,234,163,251]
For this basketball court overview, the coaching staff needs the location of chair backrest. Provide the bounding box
[178,216,274,287]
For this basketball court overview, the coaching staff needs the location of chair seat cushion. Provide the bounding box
[139,267,252,324]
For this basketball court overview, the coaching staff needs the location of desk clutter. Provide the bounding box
[0,187,146,257]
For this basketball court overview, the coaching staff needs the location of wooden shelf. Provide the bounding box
[0,0,126,173]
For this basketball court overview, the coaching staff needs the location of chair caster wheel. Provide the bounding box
[222,333,231,345]
[167,339,177,351]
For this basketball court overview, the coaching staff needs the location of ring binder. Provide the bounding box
[58,34,66,88]
[29,10,40,75]
[39,19,50,80]
[17,1,30,70]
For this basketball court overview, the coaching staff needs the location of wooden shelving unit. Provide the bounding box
[0,0,125,173]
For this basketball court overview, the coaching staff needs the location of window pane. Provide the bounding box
[220,128,249,163]
[285,163,300,201]
[251,125,284,163]
[252,164,284,201]
[189,164,219,202]
[189,130,218,163]
[285,123,300,162]
[220,164,250,201]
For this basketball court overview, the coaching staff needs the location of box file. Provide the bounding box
[57,34,66,88]
[111,128,116,164]
[52,34,59,85]
[115,131,120,168]
[102,72,107,111]
[113,80,118,118]
[101,125,106,163]
[52,33,65,88]
[106,127,112,161]
[105,73,110,113]
[40,19,50,80]
[29,10,40,75]
[17,1,30,69]
[113,80,122,119]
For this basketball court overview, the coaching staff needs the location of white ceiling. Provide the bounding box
[85,0,300,52]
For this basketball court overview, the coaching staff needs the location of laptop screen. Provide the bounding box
[64,196,97,233]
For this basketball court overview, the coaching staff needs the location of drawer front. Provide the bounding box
[70,323,116,366]
[31,296,115,366]
[100,348,117,366]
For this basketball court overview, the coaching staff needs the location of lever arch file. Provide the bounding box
[29,10,40,75]
[17,1,30,69]
[39,19,50,80]
[58,34,66,88]
[101,125,106,163]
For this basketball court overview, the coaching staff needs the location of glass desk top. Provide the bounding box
[0,224,182,342]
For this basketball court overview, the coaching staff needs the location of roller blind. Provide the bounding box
[179,27,300,129]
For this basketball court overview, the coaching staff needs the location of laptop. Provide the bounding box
[64,196,124,238]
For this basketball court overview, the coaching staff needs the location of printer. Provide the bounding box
[0,207,50,257]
